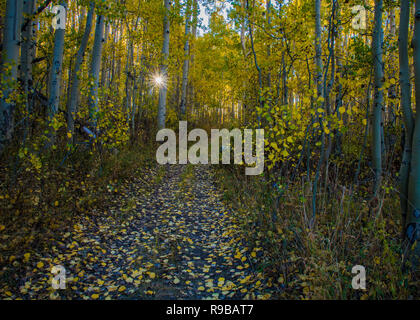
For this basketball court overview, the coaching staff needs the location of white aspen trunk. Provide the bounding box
[88,14,105,130]
[48,1,67,121]
[399,0,414,228]
[67,2,94,142]
[0,0,23,152]
[101,20,109,88]
[315,0,323,99]
[266,0,271,88]
[157,0,171,129]
[240,0,247,57]
[130,17,140,137]
[372,0,384,195]
[125,35,133,123]
[406,0,420,262]
[189,0,198,119]
[387,7,397,125]
[180,0,192,120]
[21,0,37,134]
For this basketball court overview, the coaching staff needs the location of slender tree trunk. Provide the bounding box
[399,0,414,229]
[101,20,109,88]
[240,0,247,124]
[0,0,23,153]
[180,0,191,120]
[129,17,139,138]
[266,0,271,88]
[180,0,192,120]
[372,0,384,196]
[67,2,94,143]
[47,1,67,144]
[21,0,37,137]
[405,0,420,264]
[388,7,397,127]
[88,14,105,130]
[158,0,171,129]
[125,35,133,123]
[188,0,198,120]
[315,0,323,100]
[247,0,262,125]
[334,3,343,155]
[240,0,247,57]
[136,21,148,128]
[311,0,324,224]
[131,45,139,138]
[323,0,336,173]
[282,52,288,105]
[110,21,118,86]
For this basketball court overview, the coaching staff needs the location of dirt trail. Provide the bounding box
[1,165,275,300]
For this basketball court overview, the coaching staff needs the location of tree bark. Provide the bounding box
[21,0,37,136]
[246,0,262,125]
[188,0,198,120]
[399,0,414,229]
[372,0,384,196]
[266,0,271,88]
[405,0,420,264]
[315,0,323,100]
[0,0,23,153]
[180,0,192,120]
[311,0,324,224]
[88,13,105,131]
[47,0,67,144]
[158,0,171,129]
[67,2,94,143]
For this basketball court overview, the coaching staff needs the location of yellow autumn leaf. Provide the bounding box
[118,286,126,292]
[270,142,279,150]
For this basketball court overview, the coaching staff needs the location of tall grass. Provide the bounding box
[214,165,417,299]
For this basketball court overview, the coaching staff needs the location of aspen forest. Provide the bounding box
[1,0,420,301]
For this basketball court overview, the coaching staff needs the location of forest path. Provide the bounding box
[120,164,274,300]
[4,165,275,300]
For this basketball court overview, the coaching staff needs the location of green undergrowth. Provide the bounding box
[213,165,419,300]
[0,143,159,283]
